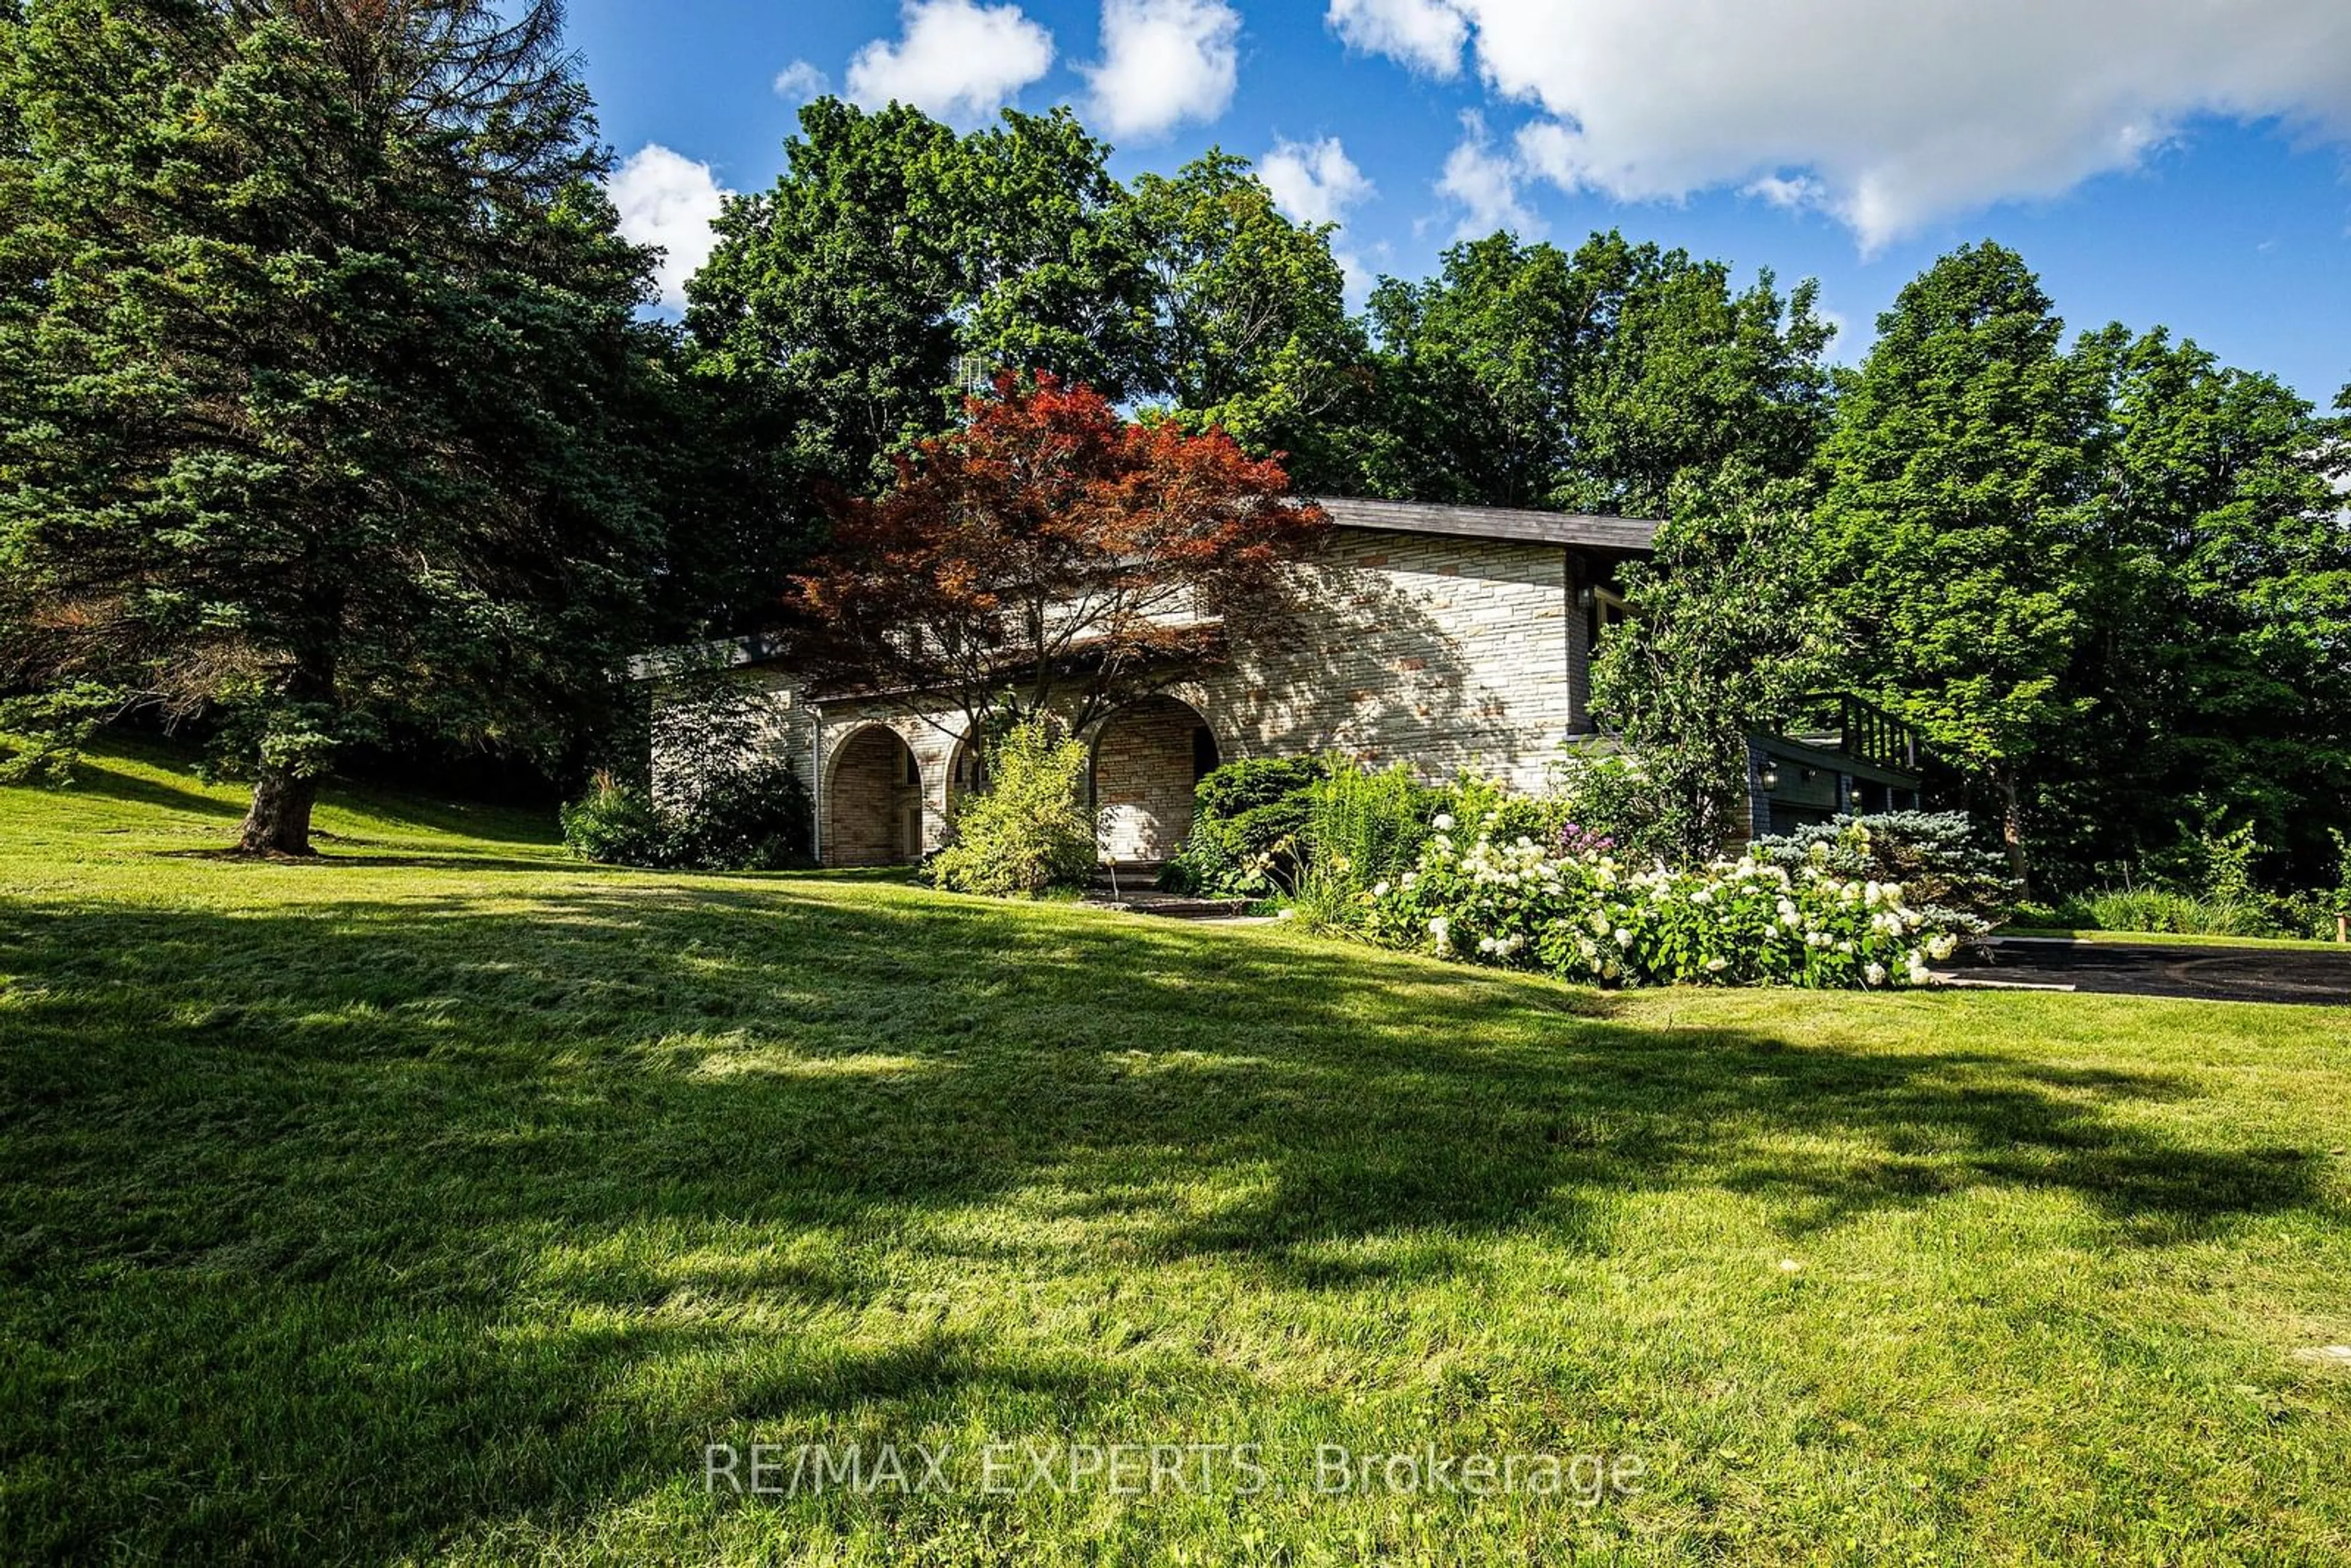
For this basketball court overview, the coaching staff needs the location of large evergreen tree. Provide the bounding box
[0,0,672,853]
[1813,242,2107,889]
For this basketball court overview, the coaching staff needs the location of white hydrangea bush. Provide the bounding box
[1363,810,1962,989]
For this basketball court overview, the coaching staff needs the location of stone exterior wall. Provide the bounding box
[654,526,1595,867]
[1173,528,1584,793]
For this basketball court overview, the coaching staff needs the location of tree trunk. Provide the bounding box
[1996,768,2031,899]
[238,767,320,857]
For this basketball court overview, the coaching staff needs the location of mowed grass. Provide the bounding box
[3,749,2350,1566]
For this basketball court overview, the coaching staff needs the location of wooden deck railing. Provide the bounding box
[1790,693,1922,774]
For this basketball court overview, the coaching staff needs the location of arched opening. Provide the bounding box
[1091,695,1219,865]
[947,727,986,819]
[825,726,924,867]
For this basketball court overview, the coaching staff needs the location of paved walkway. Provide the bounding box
[1941,937,2351,1007]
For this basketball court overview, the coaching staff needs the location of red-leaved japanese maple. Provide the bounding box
[790,374,1327,743]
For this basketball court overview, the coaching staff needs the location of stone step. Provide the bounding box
[1083,889,1250,920]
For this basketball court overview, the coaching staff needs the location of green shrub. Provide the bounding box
[1194,755,1329,820]
[1750,812,2014,932]
[1295,765,1442,928]
[559,771,671,866]
[2266,893,2341,945]
[2145,805,2268,909]
[1545,752,1676,864]
[2062,888,2281,939]
[926,719,1097,896]
[1163,755,1331,896]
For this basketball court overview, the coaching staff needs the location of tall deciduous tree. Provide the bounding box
[1352,231,1833,514]
[687,100,1151,489]
[1590,468,1840,863]
[790,375,1327,746]
[1122,150,1369,486]
[0,0,670,853]
[1813,242,2106,890]
[2049,328,2351,884]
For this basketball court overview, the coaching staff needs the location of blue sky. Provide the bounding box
[576,0,2351,404]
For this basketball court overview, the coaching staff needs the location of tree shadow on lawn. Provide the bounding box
[55,753,250,819]
[0,883,2330,1560]
[49,749,562,847]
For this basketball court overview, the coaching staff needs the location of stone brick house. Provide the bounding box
[654,496,1921,868]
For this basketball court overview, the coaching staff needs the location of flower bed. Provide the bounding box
[1363,811,1962,989]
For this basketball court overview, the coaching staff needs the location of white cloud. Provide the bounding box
[1325,0,1465,77]
[846,0,1055,128]
[1742,173,1828,214]
[1338,0,2351,250]
[607,144,730,312]
[1437,113,1539,239]
[773,59,830,103]
[1261,136,1376,227]
[1082,0,1240,141]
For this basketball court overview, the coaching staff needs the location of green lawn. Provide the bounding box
[4,749,2350,1565]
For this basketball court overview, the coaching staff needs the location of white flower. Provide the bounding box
[1864,962,1888,986]
[1431,812,1455,831]
[1926,933,1958,961]
[1704,956,1728,973]
[1371,881,1390,898]
[1613,927,1634,948]
[1429,916,1449,937]
[1907,962,1933,986]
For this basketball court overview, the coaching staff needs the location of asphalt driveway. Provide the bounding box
[1943,937,2351,1007]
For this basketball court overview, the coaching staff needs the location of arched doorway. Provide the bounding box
[947,726,986,819]
[826,726,924,866]
[1092,696,1219,864]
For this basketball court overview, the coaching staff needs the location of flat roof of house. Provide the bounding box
[1311,495,1659,553]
